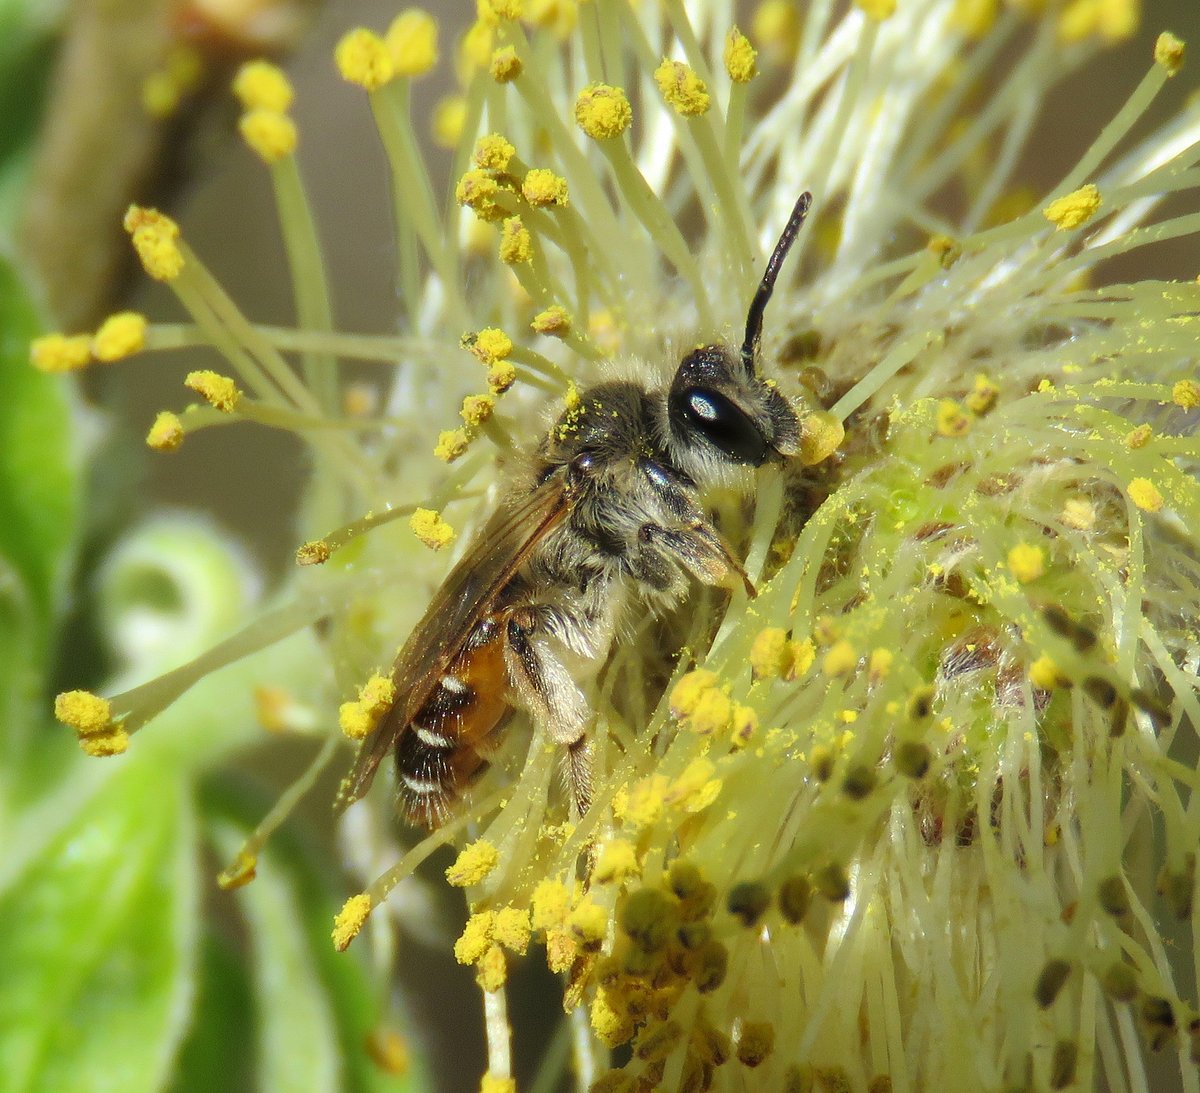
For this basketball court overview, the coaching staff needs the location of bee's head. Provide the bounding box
[667,192,812,469]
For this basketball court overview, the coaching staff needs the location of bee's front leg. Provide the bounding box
[503,608,594,818]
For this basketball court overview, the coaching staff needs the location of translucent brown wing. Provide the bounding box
[333,472,571,813]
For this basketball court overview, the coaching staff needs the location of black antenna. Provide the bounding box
[741,191,812,376]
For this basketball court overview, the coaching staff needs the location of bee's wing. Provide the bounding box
[333,472,571,813]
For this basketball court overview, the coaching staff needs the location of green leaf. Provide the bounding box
[0,759,198,1093]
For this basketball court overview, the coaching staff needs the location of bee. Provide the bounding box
[334,193,813,828]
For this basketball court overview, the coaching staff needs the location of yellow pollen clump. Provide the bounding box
[668,758,722,812]
[239,109,297,163]
[1043,184,1102,230]
[1061,497,1096,530]
[1030,654,1061,690]
[590,990,635,1048]
[951,0,1000,37]
[724,27,758,82]
[531,305,571,336]
[936,399,971,437]
[475,946,509,991]
[1007,542,1046,583]
[730,703,759,747]
[473,133,515,172]
[386,9,439,77]
[685,687,733,736]
[1128,477,1164,513]
[869,647,894,682]
[124,206,184,281]
[434,428,471,462]
[446,839,500,887]
[593,839,640,884]
[750,627,790,679]
[616,773,670,829]
[409,507,456,550]
[799,411,844,464]
[432,95,467,148]
[332,893,373,951]
[1154,31,1185,76]
[79,729,130,757]
[335,28,394,90]
[567,898,608,945]
[499,216,533,264]
[1172,379,1200,408]
[823,640,858,677]
[454,911,496,964]
[490,46,522,82]
[478,0,523,24]
[460,393,496,426]
[1125,423,1153,449]
[522,168,569,207]
[752,0,800,63]
[966,374,1000,415]
[492,907,532,954]
[788,638,816,679]
[455,168,506,222]
[216,850,258,890]
[146,411,184,452]
[470,327,514,364]
[296,539,331,565]
[855,0,896,19]
[530,878,571,929]
[574,83,632,140]
[185,370,241,412]
[526,0,577,37]
[91,312,147,362]
[55,690,114,735]
[654,59,710,116]
[30,333,92,373]
[338,673,396,740]
[233,60,293,112]
[669,669,719,717]
[487,362,517,394]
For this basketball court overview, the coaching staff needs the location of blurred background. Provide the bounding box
[2,0,1195,1090]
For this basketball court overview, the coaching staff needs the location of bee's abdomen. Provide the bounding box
[395,620,510,828]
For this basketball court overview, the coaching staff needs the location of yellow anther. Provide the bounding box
[54,690,115,736]
[869,647,893,682]
[531,305,571,337]
[799,411,844,464]
[522,168,569,208]
[338,673,396,740]
[752,0,800,63]
[531,878,571,929]
[434,428,471,463]
[30,333,92,373]
[445,839,500,886]
[574,83,632,140]
[454,911,496,964]
[1128,477,1164,513]
[386,9,439,77]
[1154,31,1185,76]
[730,703,759,747]
[590,989,635,1048]
[615,773,669,829]
[855,0,896,19]
[593,839,640,884]
[490,46,522,82]
[232,60,294,112]
[736,1021,776,1066]
[499,216,533,264]
[296,539,332,566]
[470,327,514,364]
[480,1074,516,1093]
[685,688,732,736]
[1061,497,1096,530]
[335,28,394,90]
[1007,542,1046,583]
[492,907,532,954]
[184,370,241,412]
[567,898,608,944]
[1029,654,1061,690]
[1172,379,1200,408]
[526,0,577,36]
[724,27,758,82]
[239,109,297,163]
[487,362,517,394]
[458,20,494,77]
[460,393,496,426]
[217,849,258,890]
[951,0,1000,38]
[1043,185,1102,231]
[474,133,516,172]
[654,59,710,116]
[669,669,719,717]
[92,312,147,362]
[667,758,722,812]
[432,95,467,148]
[966,374,1000,415]
[822,640,857,677]
[79,729,130,757]
[409,507,456,550]
[455,168,506,221]
[936,399,971,437]
[478,0,523,24]
[146,411,184,452]
[1125,424,1152,449]
[750,627,790,679]
[787,638,816,679]
[332,893,373,951]
[124,206,184,281]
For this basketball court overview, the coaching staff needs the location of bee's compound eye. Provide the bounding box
[674,387,768,465]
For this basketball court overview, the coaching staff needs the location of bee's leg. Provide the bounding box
[504,609,594,818]
[639,523,757,597]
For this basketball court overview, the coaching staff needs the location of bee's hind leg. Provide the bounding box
[504,609,594,819]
